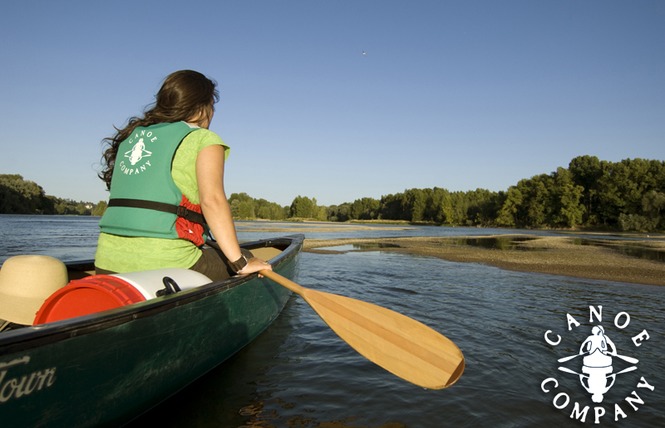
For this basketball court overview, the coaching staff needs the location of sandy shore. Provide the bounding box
[303,235,665,286]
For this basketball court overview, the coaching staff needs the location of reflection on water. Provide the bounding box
[2,216,664,427]
[576,239,665,263]
[130,250,665,428]
[457,236,665,262]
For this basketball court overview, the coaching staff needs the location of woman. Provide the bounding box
[95,70,271,280]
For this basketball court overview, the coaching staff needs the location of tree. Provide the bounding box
[446,192,468,225]
[425,187,452,224]
[466,188,503,227]
[350,197,380,220]
[289,195,319,219]
[550,167,585,228]
[378,193,404,220]
[496,184,523,227]
[402,189,427,222]
[569,155,602,225]
[0,174,53,214]
[631,190,665,232]
[92,201,108,216]
[255,198,287,220]
[229,193,256,219]
[524,175,550,228]
[642,191,665,223]
[327,203,351,222]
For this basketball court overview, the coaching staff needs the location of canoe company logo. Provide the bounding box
[119,129,156,176]
[541,305,655,424]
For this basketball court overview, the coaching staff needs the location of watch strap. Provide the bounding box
[229,254,248,273]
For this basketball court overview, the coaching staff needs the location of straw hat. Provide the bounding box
[0,255,68,325]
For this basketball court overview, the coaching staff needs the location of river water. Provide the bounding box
[1,215,663,427]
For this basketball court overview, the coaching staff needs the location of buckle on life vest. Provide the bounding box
[177,205,192,219]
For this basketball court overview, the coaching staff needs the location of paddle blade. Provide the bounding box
[301,288,464,389]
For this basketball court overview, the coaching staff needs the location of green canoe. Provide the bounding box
[0,235,303,427]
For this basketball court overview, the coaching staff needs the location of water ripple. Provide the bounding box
[3,217,664,427]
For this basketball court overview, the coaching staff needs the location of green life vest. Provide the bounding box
[99,122,206,245]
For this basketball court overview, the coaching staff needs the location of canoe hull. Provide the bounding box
[0,235,302,427]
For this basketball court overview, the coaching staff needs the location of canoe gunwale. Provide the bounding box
[0,234,304,355]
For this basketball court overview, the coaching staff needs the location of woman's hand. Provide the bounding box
[237,257,272,276]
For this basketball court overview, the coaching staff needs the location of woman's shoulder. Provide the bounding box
[177,126,230,162]
[186,126,221,140]
[183,127,227,149]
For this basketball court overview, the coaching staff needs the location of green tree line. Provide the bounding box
[232,156,665,232]
[0,174,107,216]
[3,155,665,231]
[326,156,665,232]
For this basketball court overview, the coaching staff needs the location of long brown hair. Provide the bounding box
[99,70,219,189]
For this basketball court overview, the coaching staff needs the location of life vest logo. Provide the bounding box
[124,138,152,165]
[120,130,156,175]
[541,306,655,424]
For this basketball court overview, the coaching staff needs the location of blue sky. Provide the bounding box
[1,0,663,207]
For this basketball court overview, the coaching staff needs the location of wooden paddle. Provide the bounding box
[260,270,465,389]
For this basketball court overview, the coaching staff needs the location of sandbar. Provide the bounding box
[303,235,665,286]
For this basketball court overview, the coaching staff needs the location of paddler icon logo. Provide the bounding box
[541,305,656,424]
[557,325,638,404]
[119,129,157,176]
[124,138,152,165]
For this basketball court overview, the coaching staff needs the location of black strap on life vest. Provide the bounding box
[107,198,206,225]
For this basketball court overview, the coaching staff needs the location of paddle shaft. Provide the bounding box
[260,269,306,295]
[260,269,464,389]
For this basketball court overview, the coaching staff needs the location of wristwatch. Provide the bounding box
[229,254,248,273]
